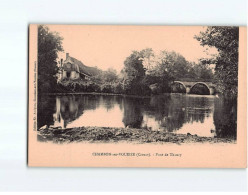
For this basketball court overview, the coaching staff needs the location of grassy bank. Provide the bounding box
[38,126,235,144]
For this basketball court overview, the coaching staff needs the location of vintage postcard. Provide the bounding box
[28,25,247,167]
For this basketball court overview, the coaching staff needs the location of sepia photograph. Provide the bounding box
[28,25,247,167]
[37,25,238,144]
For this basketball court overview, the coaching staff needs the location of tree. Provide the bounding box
[139,48,155,71]
[157,50,190,80]
[121,51,149,95]
[195,26,239,97]
[145,50,189,93]
[103,68,118,83]
[38,25,63,93]
[187,60,214,81]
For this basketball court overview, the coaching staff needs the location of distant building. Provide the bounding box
[58,53,96,82]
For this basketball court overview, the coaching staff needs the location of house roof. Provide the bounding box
[63,56,101,76]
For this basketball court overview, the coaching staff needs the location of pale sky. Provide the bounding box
[48,25,217,72]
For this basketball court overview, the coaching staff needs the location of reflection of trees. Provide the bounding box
[38,94,101,129]
[115,96,123,110]
[100,95,115,111]
[120,94,213,131]
[38,94,126,130]
[141,95,213,132]
[149,95,185,131]
[38,94,224,136]
[58,95,101,128]
[148,95,170,120]
[37,95,56,129]
[122,97,144,128]
[185,108,208,123]
[184,96,212,124]
[214,97,237,139]
[121,95,186,131]
[59,95,85,128]
[166,95,185,131]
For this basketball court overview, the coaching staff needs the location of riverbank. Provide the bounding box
[37,126,235,144]
[44,91,153,99]
[42,91,217,99]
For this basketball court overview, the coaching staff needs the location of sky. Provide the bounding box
[48,25,217,72]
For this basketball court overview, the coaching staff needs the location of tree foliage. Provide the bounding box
[195,26,239,97]
[120,48,216,95]
[38,25,63,93]
[157,50,190,80]
[187,61,214,81]
[121,51,149,95]
[91,67,119,85]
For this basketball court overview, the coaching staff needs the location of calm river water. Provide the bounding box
[38,93,237,139]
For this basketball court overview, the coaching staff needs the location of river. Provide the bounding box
[38,93,237,139]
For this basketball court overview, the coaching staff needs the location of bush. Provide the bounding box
[57,78,151,96]
[101,83,114,93]
[114,82,124,94]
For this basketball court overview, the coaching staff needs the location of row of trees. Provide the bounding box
[120,48,214,95]
[120,26,239,97]
[38,25,238,98]
[58,48,214,95]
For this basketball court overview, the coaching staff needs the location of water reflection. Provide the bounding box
[122,97,144,128]
[214,98,237,139]
[38,94,237,139]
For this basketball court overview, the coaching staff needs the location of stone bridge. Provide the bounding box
[173,81,216,95]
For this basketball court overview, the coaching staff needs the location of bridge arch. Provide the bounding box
[172,81,187,93]
[190,82,211,95]
[173,81,186,89]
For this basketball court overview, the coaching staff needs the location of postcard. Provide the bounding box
[28,24,247,167]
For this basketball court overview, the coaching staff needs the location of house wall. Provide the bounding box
[70,71,80,80]
[62,70,67,79]
[61,61,90,80]
[75,72,79,79]
[70,71,76,79]
[57,72,62,82]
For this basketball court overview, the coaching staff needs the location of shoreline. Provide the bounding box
[43,92,151,98]
[37,126,236,144]
[40,92,216,98]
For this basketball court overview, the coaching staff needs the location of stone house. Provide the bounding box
[58,53,92,81]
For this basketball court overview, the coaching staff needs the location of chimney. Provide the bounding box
[66,53,69,60]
